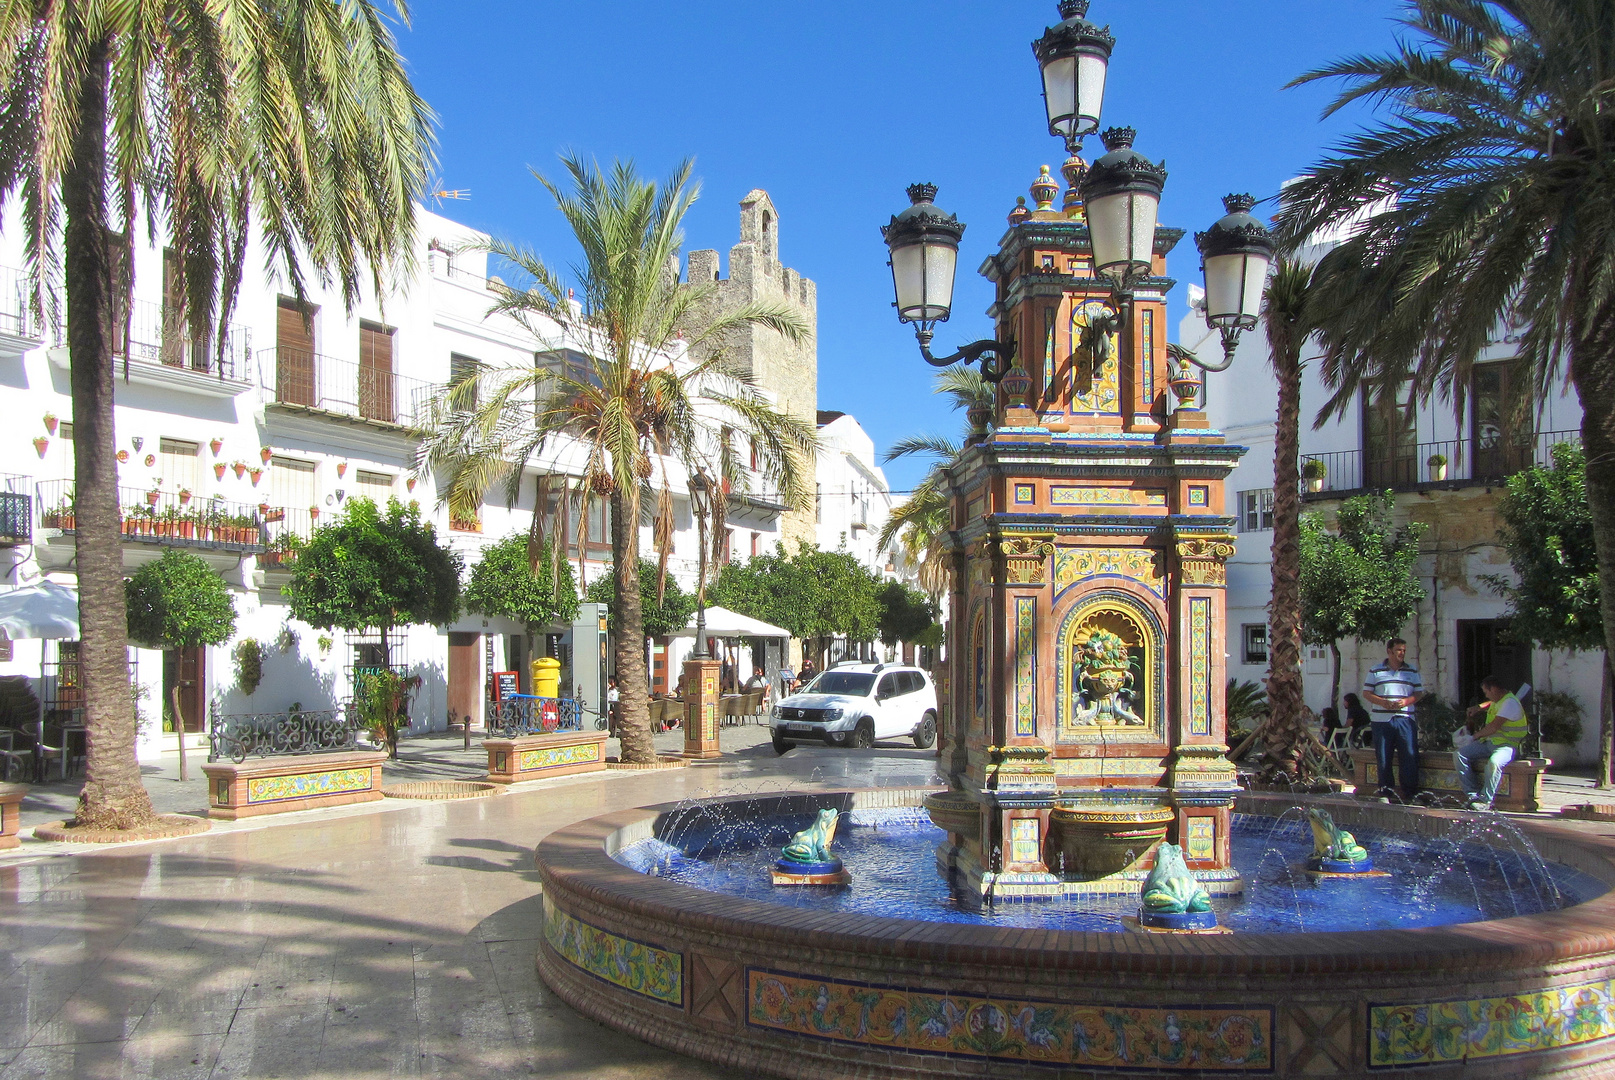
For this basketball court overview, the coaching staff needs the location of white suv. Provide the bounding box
[770,663,938,754]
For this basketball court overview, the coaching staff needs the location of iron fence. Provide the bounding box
[207,705,359,763]
[485,695,585,737]
[256,347,439,427]
[35,480,266,551]
[0,264,44,342]
[1301,429,1580,495]
[106,298,250,380]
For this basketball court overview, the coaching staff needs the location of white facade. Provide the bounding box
[1184,222,1602,764]
[812,411,896,577]
[0,202,783,758]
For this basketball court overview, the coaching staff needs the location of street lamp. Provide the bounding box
[1032,0,1114,153]
[1079,127,1166,291]
[881,183,1014,382]
[687,468,713,659]
[1193,193,1275,369]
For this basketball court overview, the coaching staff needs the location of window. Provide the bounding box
[557,487,611,558]
[1242,624,1269,666]
[750,531,759,558]
[1237,489,1274,532]
[1471,360,1533,482]
[1363,377,1416,488]
[538,349,602,390]
[271,456,317,512]
[56,422,74,479]
[722,528,734,564]
[159,438,200,493]
[749,437,758,472]
[358,321,395,423]
[815,484,822,524]
[449,353,480,410]
[354,470,392,505]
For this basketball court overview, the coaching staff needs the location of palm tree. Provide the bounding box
[1255,259,1316,782]
[0,2,431,829]
[418,156,816,765]
[878,367,995,599]
[1275,0,1615,778]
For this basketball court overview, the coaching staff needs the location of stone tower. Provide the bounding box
[683,190,818,550]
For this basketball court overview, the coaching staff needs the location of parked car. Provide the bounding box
[769,663,938,754]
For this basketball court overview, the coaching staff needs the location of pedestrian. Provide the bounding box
[606,676,620,737]
[1362,638,1425,802]
[1342,692,1372,749]
[1455,676,1529,810]
[797,659,817,693]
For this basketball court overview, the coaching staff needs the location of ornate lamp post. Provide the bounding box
[1079,127,1166,292]
[1032,0,1114,153]
[881,184,1015,383]
[686,468,713,660]
[1192,193,1276,369]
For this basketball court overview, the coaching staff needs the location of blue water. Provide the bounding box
[614,807,1607,934]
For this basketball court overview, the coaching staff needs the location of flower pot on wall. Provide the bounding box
[215,464,227,480]
[210,438,224,457]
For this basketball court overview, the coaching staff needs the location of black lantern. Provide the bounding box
[1032,0,1114,152]
[1079,127,1166,289]
[882,185,1014,381]
[1194,193,1275,367]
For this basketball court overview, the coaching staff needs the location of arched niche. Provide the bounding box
[1054,589,1166,745]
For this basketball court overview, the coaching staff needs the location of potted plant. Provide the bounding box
[32,436,48,456]
[260,445,274,464]
[146,487,161,506]
[214,462,227,480]
[336,461,348,478]
[176,510,196,539]
[1302,458,1327,492]
[210,437,224,457]
[231,460,248,479]
[1427,453,1449,482]
[248,467,263,486]
[309,505,320,522]
[42,412,57,435]
[178,488,192,505]
[405,476,416,492]
[1536,691,1584,764]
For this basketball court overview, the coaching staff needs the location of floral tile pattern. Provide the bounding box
[543,895,682,1005]
[245,767,371,804]
[1370,979,1615,1066]
[1015,596,1036,737]
[1189,597,1211,736]
[747,969,1271,1071]
[518,741,600,772]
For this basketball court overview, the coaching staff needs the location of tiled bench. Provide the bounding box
[0,783,23,848]
[484,730,609,784]
[202,750,388,820]
[1347,747,1549,811]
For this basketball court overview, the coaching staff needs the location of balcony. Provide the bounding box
[257,348,437,429]
[257,505,321,571]
[0,264,46,357]
[1301,429,1580,499]
[0,473,31,546]
[45,298,251,395]
[36,480,266,552]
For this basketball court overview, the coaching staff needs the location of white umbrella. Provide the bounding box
[670,605,791,639]
[0,581,80,639]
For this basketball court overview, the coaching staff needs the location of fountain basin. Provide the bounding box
[1047,802,1175,879]
[534,788,1615,1079]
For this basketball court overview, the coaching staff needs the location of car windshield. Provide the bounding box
[802,672,875,696]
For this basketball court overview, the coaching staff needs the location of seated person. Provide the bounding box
[1454,676,1528,810]
[1320,706,1347,745]
[1342,693,1373,748]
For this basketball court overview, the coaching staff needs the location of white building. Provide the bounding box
[813,411,896,576]
[1184,221,1601,763]
[0,202,786,758]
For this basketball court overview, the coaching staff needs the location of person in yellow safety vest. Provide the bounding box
[1455,676,1530,811]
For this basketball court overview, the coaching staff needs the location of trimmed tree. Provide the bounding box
[712,543,882,664]
[125,551,238,782]
[1483,443,1609,782]
[285,498,462,738]
[585,559,696,640]
[465,535,580,645]
[876,581,938,650]
[1299,492,1427,714]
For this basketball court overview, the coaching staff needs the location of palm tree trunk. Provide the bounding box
[66,40,155,830]
[610,489,655,763]
[1568,304,1615,786]
[1264,338,1307,778]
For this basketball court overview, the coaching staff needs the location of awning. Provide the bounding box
[0,580,80,639]
[670,605,791,640]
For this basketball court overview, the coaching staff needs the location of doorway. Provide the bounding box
[448,632,481,728]
[1457,620,1533,708]
[163,646,206,734]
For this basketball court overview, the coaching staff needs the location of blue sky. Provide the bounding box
[400,0,1406,495]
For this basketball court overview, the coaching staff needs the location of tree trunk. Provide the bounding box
[171,677,188,782]
[67,40,155,830]
[1601,656,1611,789]
[1330,642,1343,715]
[1263,321,1308,779]
[611,489,655,763]
[1567,294,1615,789]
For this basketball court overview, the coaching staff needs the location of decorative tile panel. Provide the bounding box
[1186,817,1216,861]
[245,767,371,804]
[518,741,601,772]
[1140,308,1155,406]
[1370,978,1615,1067]
[1015,597,1036,736]
[1190,597,1212,736]
[1050,487,1166,510]
[1189,486,1210,507]
[1071,301,1121,414]
[1056,757,1165,779]
[748,969,1272,1071]
[544,895,682,1006]
[1361,763,1510,798]
[1053,548,1166,601]
[1010,817,1040,865]
[1014,484,1036,505]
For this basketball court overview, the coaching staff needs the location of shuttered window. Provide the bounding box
[159,438,200,493]
[358,321,395,422]
[271,456,317,512]
[354,470,393,506]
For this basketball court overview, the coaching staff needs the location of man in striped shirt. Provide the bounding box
[1455,677,1529,811]
[1363,638,1425,802]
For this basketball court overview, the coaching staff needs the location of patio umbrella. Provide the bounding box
[669,605,791,639]
[0,581,81,639]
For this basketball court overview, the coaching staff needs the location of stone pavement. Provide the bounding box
[0,729,944,1079]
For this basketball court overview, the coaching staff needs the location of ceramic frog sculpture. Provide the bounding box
[1141,843,1212,914]
[1306,808,1369,864]
[782,808,840,863]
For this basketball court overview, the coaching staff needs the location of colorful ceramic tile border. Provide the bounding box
[1015,596,1036,737]
[1015,483,1036,505]
[518,741,600,773]
[1189,486,1210,507]
[245,767,371,804]
[1369,978,1615,1067]
[1053,548,1166,601]
[747,968,1272,1071]
[1140,308,1155,406]
[1010,817,1040,865]
[1056,757,1165,779]
[1051,487,1144,507]
[1189,597,1212,736]
[543,894,682,1006]
[1361,763,1511,798]
[1186,816,1216,861]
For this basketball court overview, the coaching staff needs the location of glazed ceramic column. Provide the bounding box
[682,655,722,759]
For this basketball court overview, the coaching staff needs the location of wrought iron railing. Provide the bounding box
[1301,429,1580,495]
[485,695,584,737]
[0,264,45,342]
[0,474,31,546]
[256,347,440,427]
[207,705,360,763]
[35,480,266,551]
[106,297,250,380]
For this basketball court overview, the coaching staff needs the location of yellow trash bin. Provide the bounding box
[531,656,561,699]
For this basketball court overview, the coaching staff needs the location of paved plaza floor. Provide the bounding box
[0,729,945,1079]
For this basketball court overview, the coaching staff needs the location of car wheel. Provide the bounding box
[852,720,875,749]
[772,736,795,756]
[913,712,937,750]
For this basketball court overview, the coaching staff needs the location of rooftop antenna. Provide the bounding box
[428,178,470,205]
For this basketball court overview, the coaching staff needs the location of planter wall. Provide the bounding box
[483,730,608,784]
